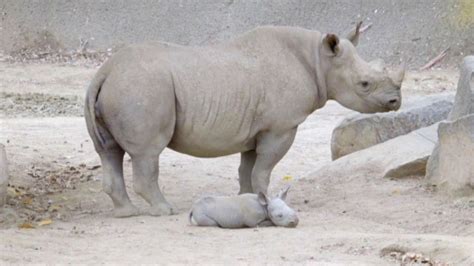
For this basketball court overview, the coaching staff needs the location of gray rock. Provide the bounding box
[426,56,474,197]
[0,144,8,206]
[383,124,438,179]
[426,114,474,197]
[314,124,438,179]
[448,56,474,120]
[331,98,452,160]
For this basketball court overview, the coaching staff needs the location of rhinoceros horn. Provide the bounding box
[347,21,363,46]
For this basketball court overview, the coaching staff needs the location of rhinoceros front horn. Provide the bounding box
[391,66,406,86]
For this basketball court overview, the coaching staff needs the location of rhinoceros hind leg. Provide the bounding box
[238,150,257,194]
[251,129,297,194]
[132,152,175,216]
[99,149,139,217]
[190,212,219,227]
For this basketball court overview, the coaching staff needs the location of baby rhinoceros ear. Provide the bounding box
[278,186,291,201]
[257,192,269,206]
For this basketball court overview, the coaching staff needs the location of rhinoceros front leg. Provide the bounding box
[132,154,175,216]
[251,129,297,194]
[238,150,257,194]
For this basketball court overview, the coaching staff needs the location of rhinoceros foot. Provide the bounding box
[113,204,140,218]
[149,203,176,216]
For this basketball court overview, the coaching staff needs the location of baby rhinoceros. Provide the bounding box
[189,187,298,228]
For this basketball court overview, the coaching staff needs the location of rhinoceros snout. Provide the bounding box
[385,97,401,111]
[286,217,299,228]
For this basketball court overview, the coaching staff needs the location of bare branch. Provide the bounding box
[359,23,373,34]
[419,47,450,71]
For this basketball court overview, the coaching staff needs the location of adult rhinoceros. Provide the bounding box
[85,22,404,217]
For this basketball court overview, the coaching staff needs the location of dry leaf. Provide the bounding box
[88,165,101,170]
[88,188,101,193]
[22,196,33,205]
[37,219,53,226]
[18,223,35,229]
[7,187,22,197]
[49,205,61,212]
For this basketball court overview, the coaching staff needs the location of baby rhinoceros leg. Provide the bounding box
[189,197,221,227]
[257,220,274,227]
[189,211,220,227]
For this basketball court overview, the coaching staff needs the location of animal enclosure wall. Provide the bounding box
[1,0,473,68]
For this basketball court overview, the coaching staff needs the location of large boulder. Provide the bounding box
[382,124,438,179]
[331,97,452,160]
[0,144,8,206]
[316,124,438,179]
[426,56,474,196]
[448,56,474,120]
[425,114,474,196]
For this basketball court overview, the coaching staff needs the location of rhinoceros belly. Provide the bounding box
[167,107,259,157]
[165,47,266,157]
[167,83,264,157]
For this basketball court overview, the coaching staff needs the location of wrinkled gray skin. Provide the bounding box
[189,187,298,228]
[85,22,405,217]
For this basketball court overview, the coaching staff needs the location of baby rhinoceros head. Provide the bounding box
[258,187,299,228]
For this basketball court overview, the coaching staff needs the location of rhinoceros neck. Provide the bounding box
[312,40,329,110]
[229,26,329,112]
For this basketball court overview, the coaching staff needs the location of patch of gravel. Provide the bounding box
[1,163,101,228]
[0,92,84,117]
[380,245,450,266]
[0,46,110,68]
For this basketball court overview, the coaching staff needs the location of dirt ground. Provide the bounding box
[0,61,473,265]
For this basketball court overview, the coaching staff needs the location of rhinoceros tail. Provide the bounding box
[189,210,196,225]
[84,69,109,151]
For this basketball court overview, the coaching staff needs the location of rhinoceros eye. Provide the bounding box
[360,81,369,87]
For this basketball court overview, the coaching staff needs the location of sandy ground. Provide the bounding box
[0,62,473,265]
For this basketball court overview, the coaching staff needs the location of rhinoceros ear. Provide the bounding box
[257,192,269,206]
[347,21,363,46]
[322,34,340,56]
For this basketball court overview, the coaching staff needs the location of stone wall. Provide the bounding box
[1,0,473,67]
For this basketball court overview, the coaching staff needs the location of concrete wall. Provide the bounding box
[1,0,473,67]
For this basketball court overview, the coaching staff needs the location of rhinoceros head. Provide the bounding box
[319,22,405,113]
[258,186,299,228]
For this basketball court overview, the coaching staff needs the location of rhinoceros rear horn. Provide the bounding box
[347,21,363,46]
[322,34,340,56]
